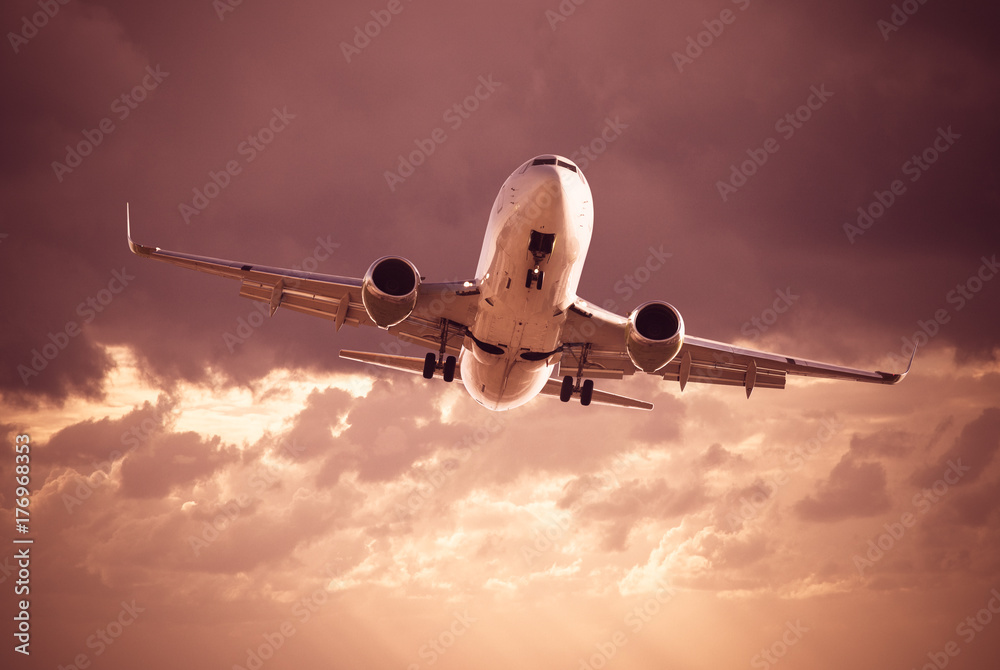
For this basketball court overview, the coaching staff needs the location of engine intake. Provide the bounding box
[625,301,685,373]
[362,256,420,328]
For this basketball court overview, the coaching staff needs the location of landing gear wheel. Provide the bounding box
[535,271,544,290]
[422,352,436,379]
[443,356,457,382]
[559,375,574,402]
[526,269,535,288]
[580,379,594,406]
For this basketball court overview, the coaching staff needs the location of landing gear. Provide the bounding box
[423,352,458,382]
[424,321,458,382]
[557,344,596,406]
[525,268,544,290]
[559,375,573,402]
[442,355,457,382]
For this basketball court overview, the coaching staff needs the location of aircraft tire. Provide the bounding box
[559,375,573,402]
[443,355,457,382]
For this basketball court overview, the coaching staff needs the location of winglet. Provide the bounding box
[126,203,157,256]
[878,346,916,385]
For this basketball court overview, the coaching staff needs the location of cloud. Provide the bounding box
[794,456,891,522]
[911,407,1000,488]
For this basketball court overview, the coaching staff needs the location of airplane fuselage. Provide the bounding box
[460,156,593,410]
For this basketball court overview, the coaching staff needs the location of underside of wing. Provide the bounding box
[126,205,479,350]
[563,296,912,398]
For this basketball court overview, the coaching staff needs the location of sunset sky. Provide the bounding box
[3,1,1000,669]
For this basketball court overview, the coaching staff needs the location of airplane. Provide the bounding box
[127,154,911,411]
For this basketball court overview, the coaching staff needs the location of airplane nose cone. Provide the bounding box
[522,173,566,231]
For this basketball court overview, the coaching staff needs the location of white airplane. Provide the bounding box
[127,154,911,411]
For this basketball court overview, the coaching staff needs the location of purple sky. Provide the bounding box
[2,1,999,669]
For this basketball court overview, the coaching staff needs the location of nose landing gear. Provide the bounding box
[525,267,543,290]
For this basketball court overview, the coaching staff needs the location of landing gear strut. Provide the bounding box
[423,320,458,382]
[557,343,595,406]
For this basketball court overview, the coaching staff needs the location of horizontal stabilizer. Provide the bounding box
[538,378,653,410]
[340,350,461,381]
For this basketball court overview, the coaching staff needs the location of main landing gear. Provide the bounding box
[559,375,594,406]
[558,342,595,406]
[423,352,457,382]
[423,319,457,382]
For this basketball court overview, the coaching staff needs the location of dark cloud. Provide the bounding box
[119,430,239,498]
[795,456,891,521]
[911,407,1000,488]
[847,429,913,458]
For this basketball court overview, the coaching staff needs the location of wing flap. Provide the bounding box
[238,280,370,328]
[659,355,786,389]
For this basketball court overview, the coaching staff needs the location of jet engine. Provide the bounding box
[625,301,685,373]
[361,256,420,328]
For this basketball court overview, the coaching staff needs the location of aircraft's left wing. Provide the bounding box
[562,297,912,398]
[126,207,478,353]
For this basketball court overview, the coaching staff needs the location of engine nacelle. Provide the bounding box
[362,256,420,328]
[625,301,685,373]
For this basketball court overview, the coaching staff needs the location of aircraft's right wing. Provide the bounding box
[126,207,479,355]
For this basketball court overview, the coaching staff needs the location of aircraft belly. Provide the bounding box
[460,350,552,411]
